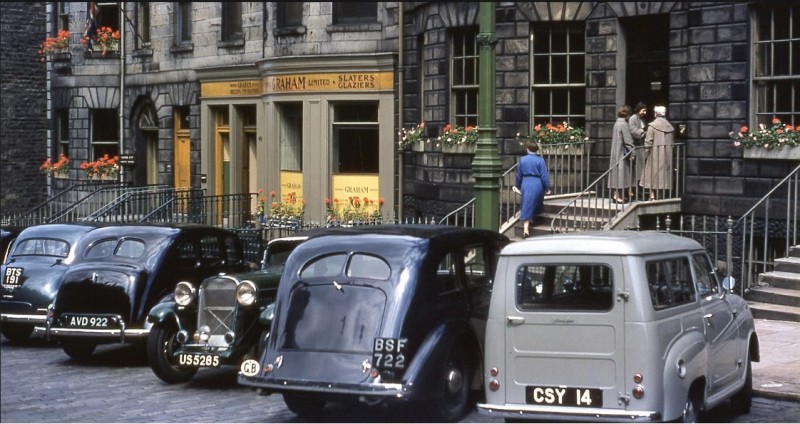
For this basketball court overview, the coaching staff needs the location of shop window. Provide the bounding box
[90,109,119,160]
[279,103,303,172]
[56,109,69,159]
[135,2,151,49]
[175,1,192,46]
[530,22,585,128]
[753,4,800,126]
[221,2,243,42]
[451,28,479,128]
[57,2,69,32]
[332,103,379,174]
[277,2,303,28]
[332,2,377,25]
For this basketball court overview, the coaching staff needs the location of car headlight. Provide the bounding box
[236,280,257,306]
[174,281,196,306]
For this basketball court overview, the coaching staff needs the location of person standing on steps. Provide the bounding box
[629,102,648,194]
[608,105,635,204]
[515,140,551,238]
[640,105,675,201]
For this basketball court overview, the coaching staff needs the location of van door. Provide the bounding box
[504,257,626,411]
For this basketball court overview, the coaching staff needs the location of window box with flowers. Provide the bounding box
[439,123,478,154]
[82,26,120,57]
[325,196,384,225]
[39,30,71,62]
[80,155,120,180]
[399,122,428,152]
[517,122,589,156]
[730,118,800,160]
[266,191,305,227]
[40,154,70,178]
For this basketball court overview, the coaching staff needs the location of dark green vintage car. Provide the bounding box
[145,229,327,384]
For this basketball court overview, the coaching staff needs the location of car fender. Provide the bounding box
[662,328,707,421]
[402,320,480,399]
[147,301,180,326]
[258,302,276,326]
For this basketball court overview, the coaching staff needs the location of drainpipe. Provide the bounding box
[473,2,501,231]
[397,4,404,219]
[119,2,126,184]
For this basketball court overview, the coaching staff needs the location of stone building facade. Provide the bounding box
[0,2,47,216]
[4,2,798,230]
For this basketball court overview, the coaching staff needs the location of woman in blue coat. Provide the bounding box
[515,140,551,238]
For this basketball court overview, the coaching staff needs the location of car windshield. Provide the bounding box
[11,238,70,258]
[516,263,614,311]
[85,238,146,260]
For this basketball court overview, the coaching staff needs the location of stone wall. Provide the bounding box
[0,2,47,217]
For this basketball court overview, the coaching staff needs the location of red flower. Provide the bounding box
[740,126,748,133]
[772,117,781,124]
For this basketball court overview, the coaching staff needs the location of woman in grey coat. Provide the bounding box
[640,105,675,200]
[628,102,648,187]
[608,105,634,204]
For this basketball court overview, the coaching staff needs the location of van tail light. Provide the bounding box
[632,385,644,399]
[633,373,643,384]
[490,367,499,377]
[489,379,500,391]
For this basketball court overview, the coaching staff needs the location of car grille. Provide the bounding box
[197,277,236,348]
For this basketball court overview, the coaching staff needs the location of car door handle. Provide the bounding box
[703,313,713,326]
[507,316,524,325]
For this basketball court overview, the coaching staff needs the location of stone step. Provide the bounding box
[775,256,800,274]
[758,271,800,290]
[746,286,800,308]
[747,301,800,323]
[789,245,800,259]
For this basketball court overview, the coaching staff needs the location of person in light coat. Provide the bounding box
[628,102,648,187]
[608,105,634,203]
[640,105,675,200]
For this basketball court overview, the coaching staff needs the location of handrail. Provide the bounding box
[732,163,800,294]
[550,143,686,233]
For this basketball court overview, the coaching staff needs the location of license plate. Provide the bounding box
[62,314,114,328]
[526,386,603,408]
[3,267,23,288]
[176,353,220,368]
[372,337,407,370]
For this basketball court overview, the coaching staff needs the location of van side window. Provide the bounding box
[691,253,719,298]
[645,257,696,310]
[515,264,613,311]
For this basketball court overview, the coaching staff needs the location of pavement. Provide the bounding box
[752,318,800,402]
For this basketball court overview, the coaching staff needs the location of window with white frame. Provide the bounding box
[135,2,151,49]
[753,5,800,126]
[175,1,192,46]
[530,23,586,128]
[56,109,69,159]
[450,28,479,128]
[90,109,119,160]
[221,2,243,41]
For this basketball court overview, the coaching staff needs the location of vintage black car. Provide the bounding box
[36,223,250,360]
[1,223,99,342]
[146,230,328,383]
[0,226,23,264]
[238,225,510,422]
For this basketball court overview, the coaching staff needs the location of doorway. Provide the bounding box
[622,15,670,122]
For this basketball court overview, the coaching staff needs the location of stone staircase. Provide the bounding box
[746,245,800,322]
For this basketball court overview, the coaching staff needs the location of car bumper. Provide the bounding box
[477,403,661,423]
[34,323,149,344]
[238,375,412,401]
[1,312,46,325]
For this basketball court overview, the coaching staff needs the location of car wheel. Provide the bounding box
[730,355,753,414]
[62,342,96,360]
[428,348,472,422]
[1,323,34,343]
[679,390,701,423]
[146,321,197,384]
[282,392,326,417]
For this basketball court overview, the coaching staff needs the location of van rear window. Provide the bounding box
[515,264,613,311]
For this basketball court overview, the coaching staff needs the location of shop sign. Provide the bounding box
[280,171,304,201]
[201,80,262,98]
[264,72,393,93]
